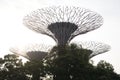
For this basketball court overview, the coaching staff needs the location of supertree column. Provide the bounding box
[23,6,103,45]
[9,44,53,61]
[72,41,111,58]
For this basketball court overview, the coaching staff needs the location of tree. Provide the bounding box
[45,44,120,80]
[0,54,29,80]
[1,46,120,80]
[95,60,120,80]
[24,60,46,80]
[45,44,99,80]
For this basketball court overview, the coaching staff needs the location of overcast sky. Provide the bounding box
[0,0,120,73]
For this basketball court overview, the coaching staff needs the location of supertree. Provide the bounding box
[9,44,53,61]
[72,41,110,58]
[23,6,103,45]
[9,41,110,61]
[10,6,110,61]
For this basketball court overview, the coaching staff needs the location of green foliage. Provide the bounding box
[45,44,120,80]
[97,60,114,71]
[46,44,93,79]
[24,60,45,80]
[0,54,28,80]
[95,60,120,80]
[0,45,120,80]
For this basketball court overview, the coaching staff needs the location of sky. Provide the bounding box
[0,0,120,73]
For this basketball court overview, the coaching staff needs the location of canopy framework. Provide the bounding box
[9,44,53,61]
[10,41,110,61]
[23,6,103,45]
[72,41,111,58]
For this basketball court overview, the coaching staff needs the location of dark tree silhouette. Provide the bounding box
[0,54,29,80]
[24,61,45,80]
[23,6,103,45]
[45,44,119,80]
[1,46,120,80]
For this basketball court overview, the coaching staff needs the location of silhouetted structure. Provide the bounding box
[10,6,110,61]
[10,44,52,61]
[73,41,110,58]
[10,41,110,60]
[23,6,103,45]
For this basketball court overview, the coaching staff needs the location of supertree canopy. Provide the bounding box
[23,6,103,45]
[72,41,111,58]
[9,44,53,61]
[9,41,110,61]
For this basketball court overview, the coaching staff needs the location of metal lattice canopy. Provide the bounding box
[72,41,111,58]
[23,6,103,45]
[9,41,110,60]
[9,44,53,61]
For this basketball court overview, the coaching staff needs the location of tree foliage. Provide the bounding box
[45,44,93,80]
[45,44,120,80]
[24,60,46,80]
[0,54,28,80]
[0,45,120,80]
